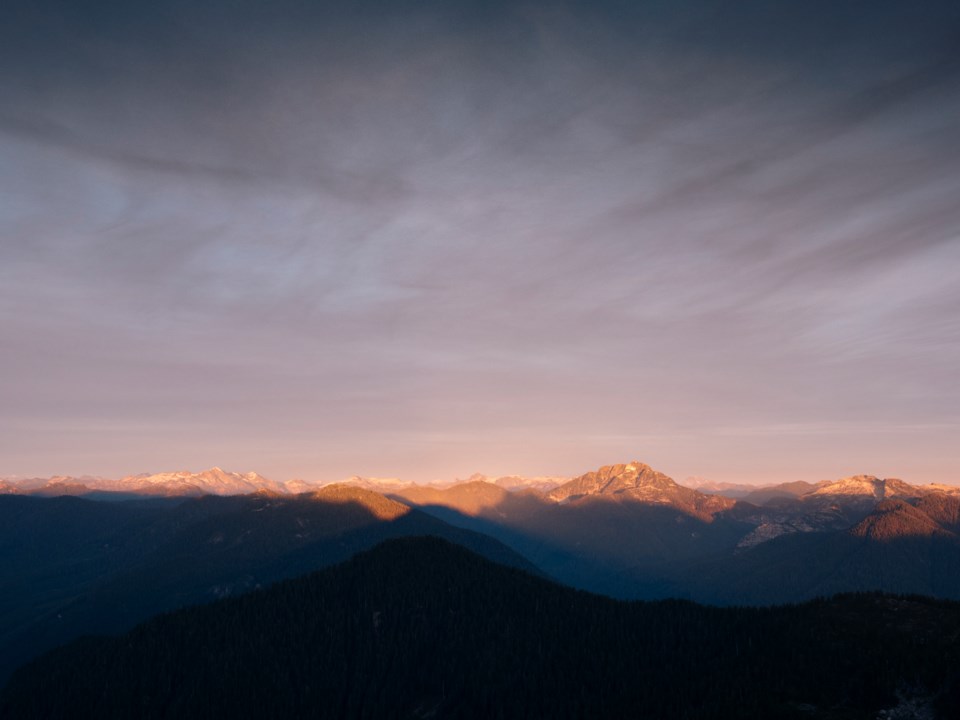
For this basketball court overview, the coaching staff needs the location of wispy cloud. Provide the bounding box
[2,0,959,481]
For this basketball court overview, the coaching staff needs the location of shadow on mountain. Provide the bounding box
[389,486,755,599]
[662,525,960,606]
[4,537,960,719]
[0,489,535,686]
[390,483,960,605]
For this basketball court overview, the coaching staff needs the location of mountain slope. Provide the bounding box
[664,499,960,605]
[392,461,960,602]
[4,537,960,719]
[0,489,537,685]
[742,481,818,505]
[393,461,753,597]
[850,499,955,541]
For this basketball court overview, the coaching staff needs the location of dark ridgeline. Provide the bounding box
[3,537,959,719]
[0,488,536,685]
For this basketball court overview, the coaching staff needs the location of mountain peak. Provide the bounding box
[546,460,737,520]
[114,468,285,496]
[548,461,674,502]
[808,475,925,501]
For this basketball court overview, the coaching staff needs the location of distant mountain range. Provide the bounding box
[0,467,285,497]
[4,463,955,504]
[0,468,567,498]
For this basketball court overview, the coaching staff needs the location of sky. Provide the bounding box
[2,0,959,484]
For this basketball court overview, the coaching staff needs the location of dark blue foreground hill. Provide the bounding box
[4,536,960,719]
[0,488,538,684]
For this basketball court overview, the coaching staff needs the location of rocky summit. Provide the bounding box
[548,461,736,520]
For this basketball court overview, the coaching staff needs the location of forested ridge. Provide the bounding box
[4,536,960,719]
[0,491,536,683]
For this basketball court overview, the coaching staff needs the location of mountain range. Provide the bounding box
[4,463,955,506]
[0,467,566,498]
[386,461,960,602]
[4,458,960,691]
[0,467,285,498]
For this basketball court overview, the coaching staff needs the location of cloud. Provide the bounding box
[1,0,959,480]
